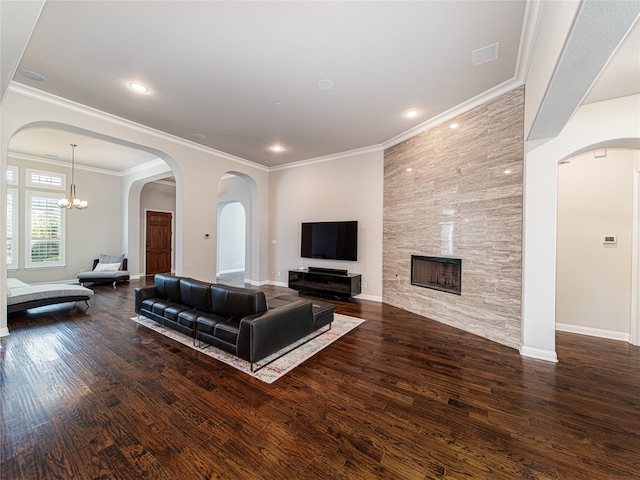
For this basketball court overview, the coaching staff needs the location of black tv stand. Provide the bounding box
[289,268,361,299]
[307,267,348,276]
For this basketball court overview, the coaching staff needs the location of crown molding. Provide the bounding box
[8,151,122,176]
[382,1,542,151]
[514,0,543,85]
[7,151,170,178]
[269,144,383,172]
[383,77,524,151]
[7,82,269,172]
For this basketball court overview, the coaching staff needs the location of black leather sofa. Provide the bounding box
[134,274,334,370]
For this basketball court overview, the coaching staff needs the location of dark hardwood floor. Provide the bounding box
[2,278,639,479]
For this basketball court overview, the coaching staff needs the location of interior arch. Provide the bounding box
[7,121,183,278]
[556,144,640,345]
[217,171,260,284]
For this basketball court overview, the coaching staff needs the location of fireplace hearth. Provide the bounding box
[411,255,462,295]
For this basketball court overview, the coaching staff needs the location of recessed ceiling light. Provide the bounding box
[20,70,46,82]
[317,79,335,91]
[129,82,149,93]
[43,153,59,158]
[405,109,419,118]
[273,102,283,108]
[193,133,206,140]
[450,123,459,129]
[270,145,284,152]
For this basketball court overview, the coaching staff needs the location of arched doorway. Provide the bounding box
[4,122,180,282]
[217,172,260,285]
[217,202,246,284]
[556,147,640,344]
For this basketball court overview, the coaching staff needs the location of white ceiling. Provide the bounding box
[4,1,639,173]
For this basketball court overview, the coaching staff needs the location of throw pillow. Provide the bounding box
[99,253,125,266]
[94,262,122,272]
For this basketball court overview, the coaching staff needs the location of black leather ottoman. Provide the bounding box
[269,294,335,330]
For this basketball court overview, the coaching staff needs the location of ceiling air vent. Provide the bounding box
[472,42,499,66]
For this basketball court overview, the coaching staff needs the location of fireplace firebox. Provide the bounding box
[411,255,461,295]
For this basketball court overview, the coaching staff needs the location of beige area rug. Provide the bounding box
[131,314,365,383]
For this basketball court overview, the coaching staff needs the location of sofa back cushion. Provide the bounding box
[226,288,267,319]
[154,274,182,302]
[209,284,267,319]
[211,285,230,316]
[179,278,212,312]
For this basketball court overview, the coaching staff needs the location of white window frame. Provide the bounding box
[26,168,65,191]
[6,165,18,185]
[25,190,65,269]
[7,188,18,270]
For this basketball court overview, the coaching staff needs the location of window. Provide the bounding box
[26,191,65,268]
[7,165,18,185]
[7,189,18,269]
[26,168,65,190]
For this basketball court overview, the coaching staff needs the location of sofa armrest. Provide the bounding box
[134,285,158,314]
[237,300,314,363]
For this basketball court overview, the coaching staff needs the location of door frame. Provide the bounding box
[143,208,175,276]
[631,169,640,346]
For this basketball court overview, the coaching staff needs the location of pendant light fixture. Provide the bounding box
[58,144,88,209]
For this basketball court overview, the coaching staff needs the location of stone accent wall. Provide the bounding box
[383,87,524,349]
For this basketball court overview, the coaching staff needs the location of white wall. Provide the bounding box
[268,148,384,300]
[522,94,640,361]
[556,149,640,340]
[7,155,123,284]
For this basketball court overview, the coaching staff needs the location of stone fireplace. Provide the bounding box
[383,87,524,349]
[411,255,462,295]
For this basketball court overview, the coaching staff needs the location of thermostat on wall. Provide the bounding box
[603,235,617,245]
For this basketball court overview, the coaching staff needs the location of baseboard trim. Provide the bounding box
[0,327,10,338]
[519,345,558,363]
[354,293,382,302]
[556,323,630,343]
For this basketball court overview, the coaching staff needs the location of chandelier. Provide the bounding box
[58,144,88,209]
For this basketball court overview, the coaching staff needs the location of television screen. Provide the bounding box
[301,221,358,261]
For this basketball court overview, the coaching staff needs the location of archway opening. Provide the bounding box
[556,147,640,344]
[217,202,246,284]
[217,172,260,286]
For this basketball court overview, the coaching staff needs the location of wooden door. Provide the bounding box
[146,211,172,275]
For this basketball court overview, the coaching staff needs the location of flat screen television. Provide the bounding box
[301,221,358,261]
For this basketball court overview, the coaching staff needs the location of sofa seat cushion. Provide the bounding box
[163,304,191,322]
[271,294,335,329]
[178,309,213,329]
[195,313,230,335]
[214,320,240,344]
[141,298,158,311]
[152,300,187,318]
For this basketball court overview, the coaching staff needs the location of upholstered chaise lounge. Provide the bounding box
[135,274,335,370]
[77,254,130,288]
[7,278,94,314]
